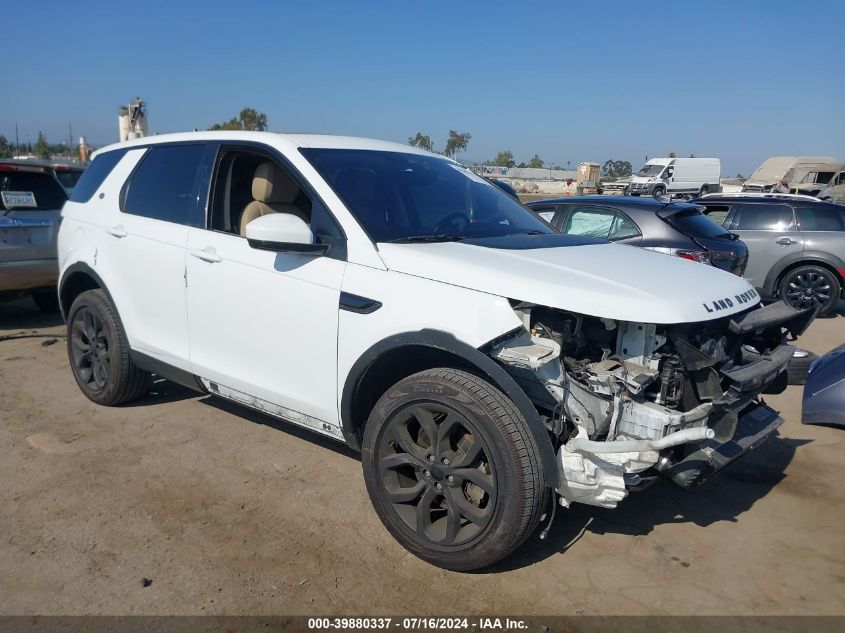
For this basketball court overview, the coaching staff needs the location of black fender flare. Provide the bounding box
[762,250,845,297]
[58,261,114,322]
[340,329,558,486]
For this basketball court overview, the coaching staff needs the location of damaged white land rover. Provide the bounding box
[58,132,814,570]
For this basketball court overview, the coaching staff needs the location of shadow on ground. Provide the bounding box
[0,295,63,330]
[487,433,809,572]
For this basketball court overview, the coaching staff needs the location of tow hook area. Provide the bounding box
[656,401,784,487]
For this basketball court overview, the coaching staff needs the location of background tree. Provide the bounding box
[492,150,515,168]
[209,107,268,131]
[735,173,745,180]
[601,159,633,178]
[408,132,433,151]
[239,108,267,131]
[34,132,51,160]
[668,152,677,158]
[0,135,13,158]
[527,154,544,168]
[443,130,471,159]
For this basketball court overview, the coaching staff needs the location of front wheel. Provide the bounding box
[779,265,841,315]
[362,368,545,571]
[652,185,666,197]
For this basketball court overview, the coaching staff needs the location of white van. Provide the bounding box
[741,156,836,192]
[629,157,720,197]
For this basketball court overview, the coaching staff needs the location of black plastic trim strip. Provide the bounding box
[130,351,206,394]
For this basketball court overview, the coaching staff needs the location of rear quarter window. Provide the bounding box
[796,205,845,231]
[70,149,129,203]
[0,170,68,210]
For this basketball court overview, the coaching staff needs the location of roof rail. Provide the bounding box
[697,192,822,202]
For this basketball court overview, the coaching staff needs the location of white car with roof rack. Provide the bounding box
[58,131,813,570]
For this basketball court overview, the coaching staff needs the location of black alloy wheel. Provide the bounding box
[66,289,151,405]
[70,306,111,391]
[780,265,840,314]
[362,368,545,571]
[375,402,497,546]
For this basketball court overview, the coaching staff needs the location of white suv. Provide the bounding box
[58,132,812,570]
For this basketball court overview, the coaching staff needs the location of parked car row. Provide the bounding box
[0,160,71,311]
[527,192,844,317]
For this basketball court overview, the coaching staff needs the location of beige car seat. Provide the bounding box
[239,162,306,235]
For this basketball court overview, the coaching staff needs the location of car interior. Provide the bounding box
[210,151,312,236]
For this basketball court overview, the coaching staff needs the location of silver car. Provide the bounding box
[694,195,845,315]
[0,161,68,311]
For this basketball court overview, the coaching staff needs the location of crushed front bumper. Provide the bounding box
[657,401,783,487]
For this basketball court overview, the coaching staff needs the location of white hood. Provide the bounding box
[377,241,759,324]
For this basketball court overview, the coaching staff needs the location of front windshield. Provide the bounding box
[636,164,664,177]
[301,148,555,242]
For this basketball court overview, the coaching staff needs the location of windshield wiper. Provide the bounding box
[389,234,468,243]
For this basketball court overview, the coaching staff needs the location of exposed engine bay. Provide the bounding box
[487,300,815,509]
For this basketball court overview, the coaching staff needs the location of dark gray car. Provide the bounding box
[527,195,748,275]
[802,343,845,428]
[693,195,845,314]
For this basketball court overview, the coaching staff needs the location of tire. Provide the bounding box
[652,186,666,197]
[31,287,59,313]
[66,289,151,405]
[779,265,841,315]
[362,368,545,571]
[787,350,819,386]
[698,185,709,197]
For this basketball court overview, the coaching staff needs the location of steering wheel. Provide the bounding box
[433,212,470,234]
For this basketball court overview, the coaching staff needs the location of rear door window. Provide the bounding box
[70,149,129,202]
[122,144,206,225]
[609,212,641,240]
[0,169,68,210]
[795,205,845,231]
[563,206,615,238]
[732,204,794,230]
[562,205,640,240]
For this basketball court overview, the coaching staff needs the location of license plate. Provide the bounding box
[1,190,37,208]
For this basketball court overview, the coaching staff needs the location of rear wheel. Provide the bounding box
[698,185,709,197]
[66,289,151,405]
[362,368,545,571]
[779,265,840,315]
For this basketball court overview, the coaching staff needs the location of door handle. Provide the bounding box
[776,237,797,246]
[190,247,222,263]
[105,225,127,238]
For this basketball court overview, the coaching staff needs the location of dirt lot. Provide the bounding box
[1,296,844,616]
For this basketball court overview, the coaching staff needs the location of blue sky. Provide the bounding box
[3,0,843,175]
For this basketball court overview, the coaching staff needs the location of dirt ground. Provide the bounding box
[1,296,844,616]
